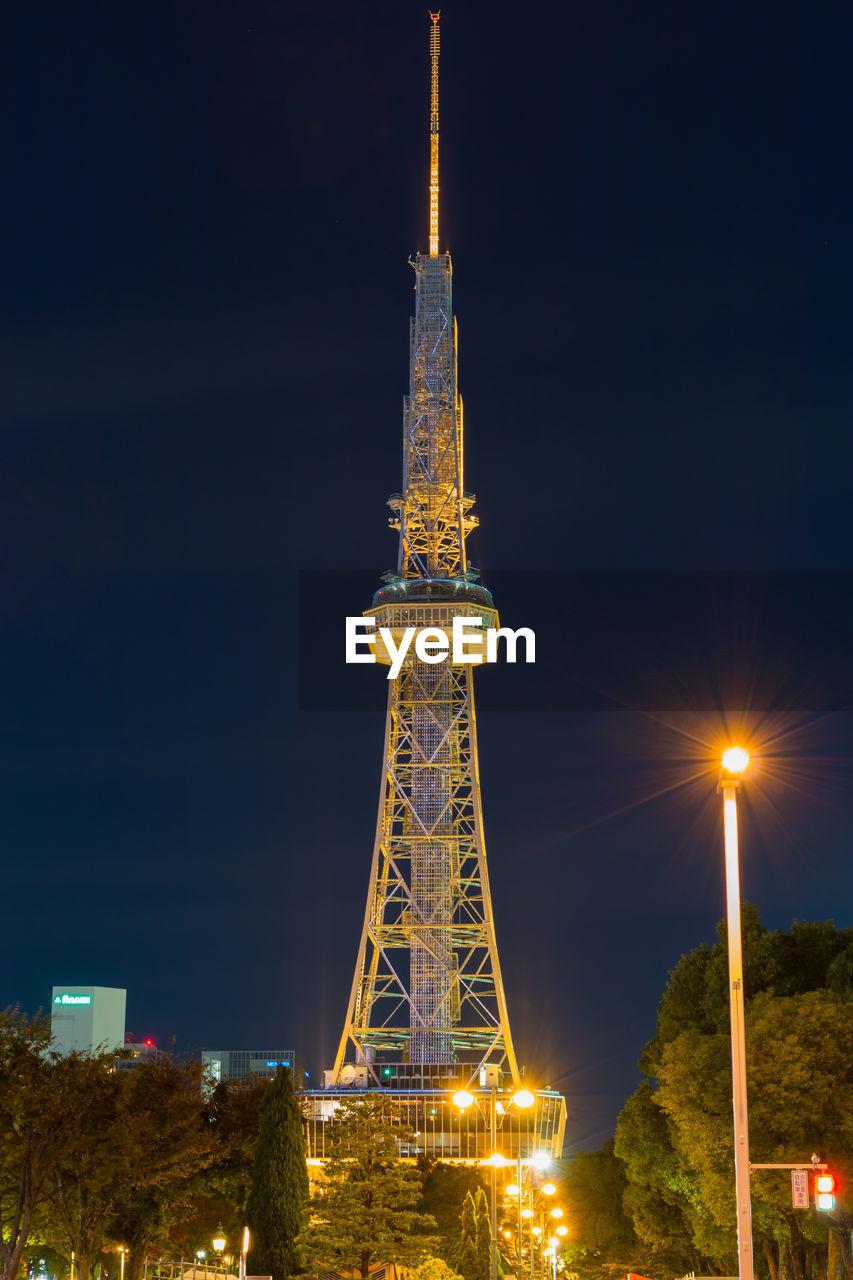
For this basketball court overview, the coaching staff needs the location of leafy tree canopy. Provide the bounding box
[418,1161,486,1266]
[614,911,853,1280]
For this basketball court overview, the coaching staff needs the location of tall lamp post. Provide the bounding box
[719,747,753,1280]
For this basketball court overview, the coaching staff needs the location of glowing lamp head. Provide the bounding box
[722,747,749,775]
[530,1151,550,1170]
[549,1207,563,1218]
[542,1182,557,1196]
[816,1173,836,1210]
[556,1225,568,1237]
[212,1230,226,1254]
[521,1209,533,1220]
[506,1184,520,1198]
[513,1088,535,1109]
[453,1089,475,1110]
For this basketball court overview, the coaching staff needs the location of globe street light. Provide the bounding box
[212,1227,226,1270]
[719,747,753,1280]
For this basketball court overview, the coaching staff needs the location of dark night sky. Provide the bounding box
[3,0,853,1152]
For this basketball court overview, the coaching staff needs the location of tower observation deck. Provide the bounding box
[302,15,566,1163]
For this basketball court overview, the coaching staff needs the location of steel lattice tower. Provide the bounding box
[304,14,566,1162]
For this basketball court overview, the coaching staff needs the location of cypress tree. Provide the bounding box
[474,1187,492,1280]
[244,1066,308,1280]
[459,1191,478,1280]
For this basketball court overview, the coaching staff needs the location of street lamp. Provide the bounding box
[239,1228,250,1280]
[546,1236,563,1280]
[719,747,753,1280]
[212,1227,226,1266]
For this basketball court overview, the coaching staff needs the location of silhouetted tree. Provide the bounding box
[244,1067,308,1280]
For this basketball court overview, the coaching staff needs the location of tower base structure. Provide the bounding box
[302,1076,566,1163]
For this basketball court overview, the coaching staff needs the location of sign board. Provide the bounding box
[791,1169,809,1208]
[53,994,92,1006]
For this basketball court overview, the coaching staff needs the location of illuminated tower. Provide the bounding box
[305,15,566,1162]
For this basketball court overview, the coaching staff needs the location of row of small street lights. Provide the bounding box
[506,1174,569,1280]
[452,1088,567,1280]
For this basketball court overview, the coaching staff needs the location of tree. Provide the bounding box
[456,1187,496,1280]
[167,1075,267,1262]
[301,1094,438,1278]
[656,991,853,1280]
[45,1051,136,1280]
[561,1139,638,1280]
[459,1191,478,1280]
[417,1162,485,1265]
[411,1260,464,1280]
[0,1010,65,1280]
[244,1067,308,1280]
[614,911,853,1280]
[105,1057,219,1280]
[474,1187,492,1280]
[47,1053,217,1280]
[614,1081,712,1275]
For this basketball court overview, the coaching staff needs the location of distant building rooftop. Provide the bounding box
[201,1049,296,1084]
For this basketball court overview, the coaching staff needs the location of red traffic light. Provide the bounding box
[815,1173,836,1211]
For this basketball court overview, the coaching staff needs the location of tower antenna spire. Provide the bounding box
[429,11,440,255]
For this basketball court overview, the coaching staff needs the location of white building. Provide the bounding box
[50,985,126,1054]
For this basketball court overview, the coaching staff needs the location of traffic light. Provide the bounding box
[815,1173,836,1211]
